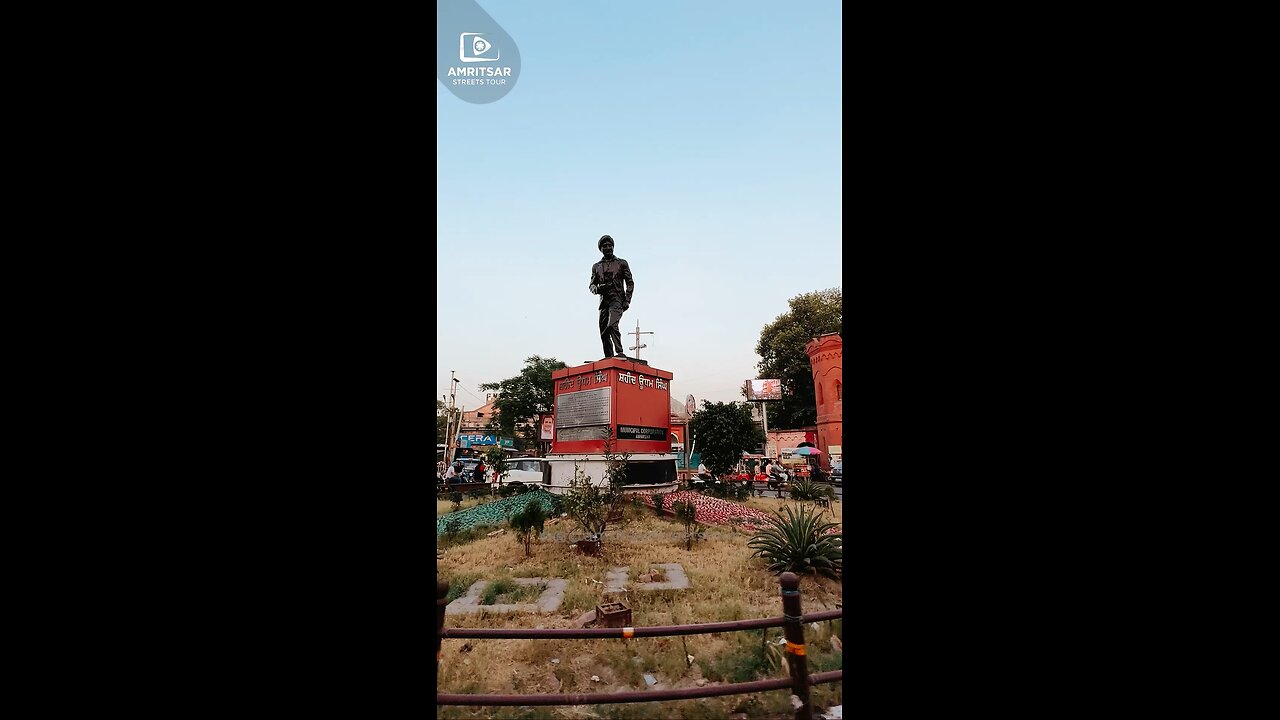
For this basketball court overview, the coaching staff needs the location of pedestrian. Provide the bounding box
[473,458,487,484]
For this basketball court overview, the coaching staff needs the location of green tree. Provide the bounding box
[688,401,764,477]
[753,288,841,428]
[509,500,548,557]
[479,355,568,450]
[485,445,509,487]
[560,430,633,552]
[437,399,450,446]
[672,500,701,550]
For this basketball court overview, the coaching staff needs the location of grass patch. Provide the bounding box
[744,493,843,524]
[558,582,598,614]
[702,630,774,684]
[600,644,645,688]
[629,565,667,582]
[480,577,545,606]
[435,496,493,516]
[439,524,498,550]
[442,572,481,603]
[551,664,577,692]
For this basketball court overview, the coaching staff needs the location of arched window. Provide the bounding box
[835,380,842,401]
[818,382,824,405]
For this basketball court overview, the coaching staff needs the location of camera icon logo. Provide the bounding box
[459,32,500,62]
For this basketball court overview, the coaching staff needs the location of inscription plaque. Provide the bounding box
[557,426,609,442]
[556,387,612,428]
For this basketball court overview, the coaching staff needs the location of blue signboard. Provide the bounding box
[457,434,514,448]
[676,452,701,470]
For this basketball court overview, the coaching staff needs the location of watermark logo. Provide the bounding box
[437,0,521,104]
[459,32,499,62]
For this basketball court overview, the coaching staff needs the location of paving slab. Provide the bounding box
[635,563,689,591]
[603,567,629,596]
[445,578,567,615]
[602,564,690,594]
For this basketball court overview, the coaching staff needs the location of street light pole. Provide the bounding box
[628,319,653,360]
[761,400,770,456]
[446,372,460,463]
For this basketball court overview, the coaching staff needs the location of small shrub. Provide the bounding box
[448,491,463,510]
[509,500,548,556]
[624,496,649,522]
[547,492,566,516]
[444,517,461,538]
[673,500,699,550]
[748,503,842,579]
[651,492,666,516]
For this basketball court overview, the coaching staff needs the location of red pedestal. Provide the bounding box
[550,359,673,455]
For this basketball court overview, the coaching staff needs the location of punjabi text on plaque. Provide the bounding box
[555,387,612,428]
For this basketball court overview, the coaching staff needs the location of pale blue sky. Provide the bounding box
[437,0,842,413]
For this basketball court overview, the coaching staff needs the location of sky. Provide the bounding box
[437,0,842,415]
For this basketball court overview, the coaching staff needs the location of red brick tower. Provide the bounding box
[804,333,842,470]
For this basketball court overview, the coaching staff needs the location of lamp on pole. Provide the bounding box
[690,432,696,474]
[629,319,653,360]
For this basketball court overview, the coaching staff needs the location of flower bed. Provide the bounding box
[640,491,777,531]
[642,492,841,536]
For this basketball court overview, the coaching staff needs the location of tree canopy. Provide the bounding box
[436,399,449,446]
[753,288,841,429]
[478,355,568,449]
[688,401,764,476]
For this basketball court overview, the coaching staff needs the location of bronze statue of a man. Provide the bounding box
[589,234,635,359]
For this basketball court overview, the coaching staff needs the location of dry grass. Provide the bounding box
[436,511,842,719]
[743,494,843,524]
[437,496,497,516]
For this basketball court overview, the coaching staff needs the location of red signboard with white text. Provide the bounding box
[551,358,673,455]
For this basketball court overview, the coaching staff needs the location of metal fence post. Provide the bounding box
[779,572,812,720]
[437,579,449,668]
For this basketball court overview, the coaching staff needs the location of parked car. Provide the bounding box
[501,458,549,486]
[831,462,842,486]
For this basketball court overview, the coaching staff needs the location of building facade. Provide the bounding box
[804,333,842,470]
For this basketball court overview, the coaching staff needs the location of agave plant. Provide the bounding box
[748,504,842,579]
[787,474,834,502]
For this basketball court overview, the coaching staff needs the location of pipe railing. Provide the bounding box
[437,571,842,720]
